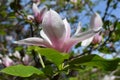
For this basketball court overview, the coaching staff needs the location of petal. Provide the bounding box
[32,3,40,17]
[40,30,52,46]
[72,28,101,43]
[90,13,103,31]
[2,56,14,67]
[42,9,66,47]
[23,54,30,65]
[74,22,82,36]
[72,13,103,47]
[92,33,102,44]
[62,38,78,53]
[35,6,47,23]
[14,37,51,47]
[63,30,95,52]
[27,15,34,20]
[13,51,21,59]
[63,19,71,40]
[39,6,47,17]
[81,36,94,47]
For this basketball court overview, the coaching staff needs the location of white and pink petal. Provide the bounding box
[14,37,51,47]
[42,9,66,47]
[32,3,40,17]
[90,13,103,31]
[40,30,52,46]
[81,36,94,47]
[63,19,71,40]
[74,22,82,36]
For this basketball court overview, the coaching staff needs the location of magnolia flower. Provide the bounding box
[27,3,47,24]
[12,51,33,65]
[2,52,33,66]
[13,51,21,59]
[14,9,102,53]
[92,33,102,44]
[81,13,103,46]
[22,54,31,65]
[2,56,14,67]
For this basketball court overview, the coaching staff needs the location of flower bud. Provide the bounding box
[2,56,14,67]
[13,51,21,59]
[32,3,47,24]
[27,15,34,21]
[22,54,30,65]
[92,34,102,44]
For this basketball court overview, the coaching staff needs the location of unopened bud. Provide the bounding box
[13,51,21,59]
[22,54,30,65]
[2,56,14,67]
[92,34,102,44]
[27,15,34,21]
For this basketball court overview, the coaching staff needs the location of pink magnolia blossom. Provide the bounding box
[13,51,21,59]
[12,51,33,65]
[14,9,102,53]
[22,54,30,65]
[27,15,34,21]
[81,13,103,46]
[1,51,33,67]
[92,33,102,44]
[2,56,14,67]
[27,3,47,24]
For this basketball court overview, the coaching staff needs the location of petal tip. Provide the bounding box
[32,3,40,15]
[90,12,103,30]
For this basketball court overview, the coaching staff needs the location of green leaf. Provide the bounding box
[69,54,120,71]
[0,30,6,35]
[69,77,78,80]
[15,46,23,51]
[34,47,70,67]
[8,12,16,19]
[0,11,7,17]
[99,46,111,54]
[1,65,44,77]
[117,22,120,29]
[42,66,54,76]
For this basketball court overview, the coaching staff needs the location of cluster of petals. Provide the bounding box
[92,33,102,44]
[81,12,103,46]
[27,3,47,24]
[15,9,103,53]
[0,51,32,67]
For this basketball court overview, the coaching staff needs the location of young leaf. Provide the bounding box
[69,54,120,71]
[34,47,70,67]
[1,65,44,77]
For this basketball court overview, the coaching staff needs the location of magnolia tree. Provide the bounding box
[0,0,120,80]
